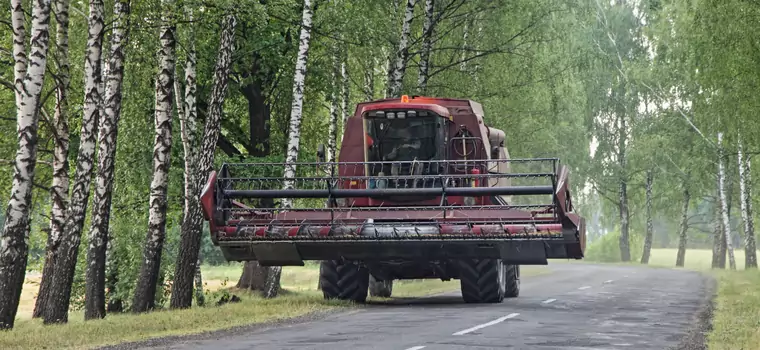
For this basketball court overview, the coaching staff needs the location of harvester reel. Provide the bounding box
[369,275,393,298]
[319,260,370,303]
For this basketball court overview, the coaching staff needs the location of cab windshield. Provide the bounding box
[366,116,440,163]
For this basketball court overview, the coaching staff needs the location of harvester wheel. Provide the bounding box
[459,259,506,303]
[319,260,370,303]
[369,275,393,298]
[504,264,520,298]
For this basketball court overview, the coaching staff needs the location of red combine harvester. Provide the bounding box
[200,96,586,303]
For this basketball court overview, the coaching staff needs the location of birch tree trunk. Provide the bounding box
[417,0,435,93]
[0,0,53,330]
[171,14,236,309]
[617,101,630,262]
[738,136,757,268]
[275,0,315,298]
[386,0,416,98]
[712,178,726,269]
[194,257,205,306]
[640,170,654,264]
[43,0,105,325]
[85,0,130,320]
[717,132,737,270]
[675,185,691,267]
[132,0,177,312]
[341,55,349,126]
[327,46,340,163]
[34,0,71,320]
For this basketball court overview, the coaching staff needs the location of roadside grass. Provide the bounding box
[708,269,760,350]
[0,291,344,350]
[5,262,550,349]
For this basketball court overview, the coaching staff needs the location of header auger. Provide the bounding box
[200,96,586,304]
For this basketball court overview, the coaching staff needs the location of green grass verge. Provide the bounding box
[707,270,760,350]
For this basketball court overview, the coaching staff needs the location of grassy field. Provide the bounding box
[4,262,549,349]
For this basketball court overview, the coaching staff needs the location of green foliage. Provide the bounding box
[585,229,644,263]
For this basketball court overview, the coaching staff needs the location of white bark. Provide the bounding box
[85,0,130,320]
[274,0,314,299]
[386,0,416,98]
[641,170,654,264]
[34,0,71,320]
[717,132,737,270]
[738,135,757,268]
[328,47,340,163]
[282,0,314,208]
[132,0,177,312]
[417,0,434,93]
[171,14,236,309]
[43,0,104,325]
[1,0,53,330]
[341,56,349,126]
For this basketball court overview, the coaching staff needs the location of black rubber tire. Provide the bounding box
[459,259,506,303]
[369,275,393,298]
[504,264,520,298]
[319,260,370,303]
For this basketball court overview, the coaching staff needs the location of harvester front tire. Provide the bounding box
[504,264,520,298]
[459,259,505,303]
[319,260,369,303]
[369,275,393,298]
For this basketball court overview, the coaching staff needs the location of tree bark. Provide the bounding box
[277,0,315,298]
[617,95,630,262]
[85,0,130,320]
[640,170,654,264]
[0,0,54,330]
[34,0,71,320]
[327,45,340,163]
[417,0,435,93]
[712,177,726,269]
[43,0,104,325]
[675,185,691,267]
[341,54,349,126]
[386,0,416,98]
[171,14,236,309]
[717,132,736,270]
[194,258,205,306]
[738,136,757,268]
[132,0,177,313]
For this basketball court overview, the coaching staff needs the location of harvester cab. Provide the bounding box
[200,96,586,304]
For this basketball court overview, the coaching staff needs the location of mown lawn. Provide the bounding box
[4,262,549,349]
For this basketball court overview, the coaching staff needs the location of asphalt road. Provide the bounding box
[122,263,712,350]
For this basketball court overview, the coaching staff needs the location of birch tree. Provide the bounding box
[417,0,435,93]
[737,136,757,268]
[675,185,691,267]
[640,170,654,264]
[85,0,131,320]
[386,0,416,98]
[33,0,71,320]
[132,0,177,312]
[327,45,340,163]
[171,13,236,309]
[0,0,54,330]
[717,132,736,270]
[44,0,105,325]
[275,0,315,298]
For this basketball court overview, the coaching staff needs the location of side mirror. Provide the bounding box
[317,144,326,163]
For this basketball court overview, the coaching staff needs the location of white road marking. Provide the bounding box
[578,286,591,290]
[452,313,520,335]
[604,279,614,284]
[541,298,556,304]
[405,346,426,350]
